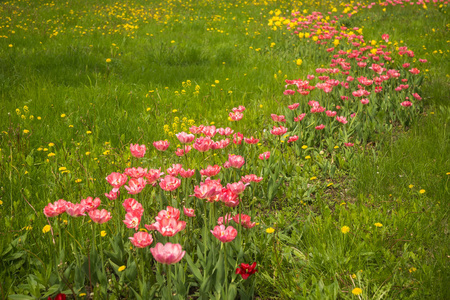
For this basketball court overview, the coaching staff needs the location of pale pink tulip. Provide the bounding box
[123,211,142,230]
[227,154,245,168]
[200,165,221,177]
[211,225,237,243]
[65,202,86,217]
[106,172,128,192]
[159,175,181,191]
[259,151,270,160]
[150,242,185,264]
[153,140,170,151]
[130,232,153,248]
[88,209,112,224]
[125,177,147,194]
[130,144,146,158]
[122,198,144,215]
[80,197,101,212]
[124,167,148,178]
[183,207,196,217]
[176,132,195,144]
[43,199,67,217]
[232,214,256,229]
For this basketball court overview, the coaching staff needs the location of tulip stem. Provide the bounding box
[166,264,172,299]
[224,243,229,300]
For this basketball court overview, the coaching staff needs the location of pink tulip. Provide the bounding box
[401,101,412,107]
[159,175,181,191]
[315,124,325,130]
[189,125,204,134]
[217,127,234,136]
[192,137,213,152]
[155,206,180,222]
[288,135,298,143]
[88,209,112,224]
[122,198,144,215]
[105,190,119,200]
[226,181,248,195]
[183,207,196,217]
[150,242,185,264]
[200,165,221,177]
[288,103,299,110]
[124,167,148,178]
[130,144,146,158]
[43,199,67,217]
[233,133,244,145]
[125,177,147,194]
[227,154,245,168]
[179,168,195,178]
[149,217,186,237]
[202,126,217,137]
[232,105,246,113]
[220,189,240,207]
[192,179,222,199]
[360,98,369,105]
[166,164,183,177]
[211,225,237,243]
[232,214,256,229]
[344,143,354,147]
[144,168,164,185]
[294,113,306,122]
[229,112,243,121]
[176,132,195,144]
[212,138,230,150]
[129,232,153,248]
[326,110,337,117]
[241,174,263,183]
[271,114,286,123]
[270,125,288,136]
[106,172,128,192]
[244,137,259,144]
[80,197,101,212]
[65,202,86,217]
[259,151,270,160]
[217,214,233,225]
[153,140,170,151]
[123,211,142,230]
[336,116,348,124]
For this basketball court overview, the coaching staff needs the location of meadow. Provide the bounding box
[0,0,449,299]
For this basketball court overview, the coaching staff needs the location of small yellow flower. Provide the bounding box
[101,231,107,237]
[48,153,56,157]
[419,189,425,194]
[61,114,66,118]
[351,273,356,279]
[296,58,303,66]
[75,179,82,183]
[352,288,362,295]
[302,145,308,149]
[172,109,178,113]
[79,293,86,297]
[69,125,73,128]
[259,104,263,108]
[340,202,346,206]
[310,176,317,180]
[305,156,311,159]
[86,131,92,134]
[106,58,111,63]
[334,146,339,149]
[23,130,30,134]
[374,223,383,228]
[215,80,219,84]
[327,183,333,187]
[48,143,55,147]
[266,227,275,234]
[25,225,32,230]
[118,265,126,272]
[42,225,51,233]
[147,107,151,111]
[408,184,414,189]
[0,200,3,205]
[58,167,67,171]
[341,226,350,234]
[85,152,90,156]
[409,267,417,273]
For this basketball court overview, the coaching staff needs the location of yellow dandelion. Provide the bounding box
[42,225,51,234]
[48,153,56,157]
[23,130,30,134]
[305,155,311,159]
[419,189,425,194]
[86,131,92,134]
[75,179,82,183]
[101,231,107,237]
[118,265,126,272]
[408,184,414,189]
[374,223,383,228]
[60,114,66,118]
[341,226,350,234]
[106,58,112,63]
[352,288,362,295]
[302,145,308,149]
[266,227,275,234]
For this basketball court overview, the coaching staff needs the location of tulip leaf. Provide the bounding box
[185,253,202,282]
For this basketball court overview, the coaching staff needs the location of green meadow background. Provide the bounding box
[1,0,449,298]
